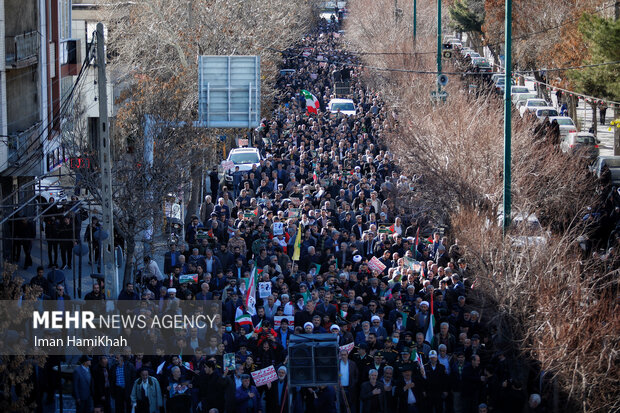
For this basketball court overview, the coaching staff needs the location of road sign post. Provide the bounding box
[503,0,512,232]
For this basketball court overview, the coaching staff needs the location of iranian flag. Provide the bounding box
[235,313,253,327]
[302,89,320,114]
[425,293,436,344]
[244,266,260,315]
[414,351,424,368]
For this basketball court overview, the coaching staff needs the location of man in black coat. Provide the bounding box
[265,366,289,413]
[294,301,318,328]
[197,360,227,412]
[58,216,76,269]
[109,355,136,413]
[423,350,448,413]
[395,364,426,413]
[360,369,386,413]
[380,365,397,411]
[463,354,486,413]
[209,166,219,201]
[92,356,112,413]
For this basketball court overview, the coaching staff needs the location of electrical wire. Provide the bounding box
[483,2,616,49]
[280,46,620,77]
[491,61,620,107]
[335,3,616,56]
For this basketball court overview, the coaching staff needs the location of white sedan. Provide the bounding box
[548,116,577,137]
[519,99,550,117]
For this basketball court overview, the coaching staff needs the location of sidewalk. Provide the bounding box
[7,219,169,299]
[550,92,615,156]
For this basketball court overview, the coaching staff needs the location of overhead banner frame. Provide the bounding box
[198,55,261,128]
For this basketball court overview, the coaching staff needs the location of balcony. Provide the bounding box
[6,123,41,169]
[6,31,39,69]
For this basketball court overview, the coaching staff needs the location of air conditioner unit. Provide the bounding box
[65,39,81,65]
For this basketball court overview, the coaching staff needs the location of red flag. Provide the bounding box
[389,224,395,233]
[430,291,434,316]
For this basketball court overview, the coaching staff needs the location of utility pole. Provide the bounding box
[413,0,417,42]
[615,1,619,155]
[503,0,512,231]
[96,23,118,299]
[436,0,442,73]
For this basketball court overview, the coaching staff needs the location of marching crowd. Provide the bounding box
[29,16,547,413]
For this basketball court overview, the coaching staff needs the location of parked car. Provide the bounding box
[466,51,480,59]
[513,92,538,107]
[519,99,550,117]
[495,77,516,93]
[548,116,577,138]
[510,86,530,95]
[471,57,492,72]
[327,98,356,116]
[495,211,549,248]
[533,107,559,119]
[37,176,67,204]
[562,132,600,160]
[589,156,620,185]
[460,47,474,56]
[448,39,462,49]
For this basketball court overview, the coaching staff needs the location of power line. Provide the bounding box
[282,46,620,76]
[346,3,616,56]
[483,2,616,49]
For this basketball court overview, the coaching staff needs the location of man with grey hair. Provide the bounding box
[528,394,543,411]
[339,346,359,412]
[266,366,288,412]
[380,365,397,410]
[235,374,259,413]
[360,369,386,413]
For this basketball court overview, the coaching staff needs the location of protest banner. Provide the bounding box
[339,342,354,353]
[251,365,278,387]
[273,222,284,236]
[221,160,234,171]
[179,274,198,284]
[259,282,272,298]
[368,256,387,273]
[403,256,422,272]
[273,316,293,329]
[224,353,236,371]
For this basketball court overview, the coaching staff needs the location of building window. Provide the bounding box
[59,0,72,41]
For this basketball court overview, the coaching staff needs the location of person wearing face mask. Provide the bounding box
[381,336,399,366]
[222,322,239,353]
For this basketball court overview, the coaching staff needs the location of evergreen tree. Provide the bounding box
[570,13,620,100]
[449,0,485,34]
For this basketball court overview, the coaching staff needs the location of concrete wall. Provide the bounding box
[4,0,37,36]
[6,65,39,132]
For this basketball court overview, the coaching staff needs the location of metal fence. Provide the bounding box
[5,31,39,64]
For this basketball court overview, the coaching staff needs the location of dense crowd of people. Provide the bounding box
[26,16,550,413]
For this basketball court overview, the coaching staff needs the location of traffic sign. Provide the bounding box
[430,90,448,102]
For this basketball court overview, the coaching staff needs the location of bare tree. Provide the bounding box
[344,0,619,410]
[99,0,320,223]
